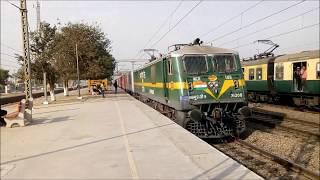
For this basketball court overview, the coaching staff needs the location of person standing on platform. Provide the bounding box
[0,109,7,126]
[101,83,106,98]
[113,80,118,94]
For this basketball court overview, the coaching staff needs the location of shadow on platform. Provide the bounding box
[31,116,74,126]
[2,122,175,165]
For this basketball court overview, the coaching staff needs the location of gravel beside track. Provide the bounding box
[244,128,319,173]
[213,104,319,179]
[213,137,319,179]
[214,141,297,179]
[246,107,320,173]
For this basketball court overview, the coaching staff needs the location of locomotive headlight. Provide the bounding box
[233,80,239,89]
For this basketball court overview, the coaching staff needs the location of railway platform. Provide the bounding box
[1,90,262,179]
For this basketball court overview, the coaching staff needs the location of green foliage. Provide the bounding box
[29,21,59,87]
[53,23,115,80]
[15,21,115,85]
[12,67,25,81]
[0,68,10,85]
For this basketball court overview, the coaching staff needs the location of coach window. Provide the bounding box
[275,64,284,80]
[256,68,262,80]
[151,65,156,83]
[249,68,255,80]
[167,59,173,75]
[317,63,320,79]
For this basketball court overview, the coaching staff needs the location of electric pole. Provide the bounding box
[35,0,48,104]
[36,0,40,31]
[76,43,82,99]
[20,0,33,101]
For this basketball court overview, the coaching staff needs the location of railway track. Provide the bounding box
[133,93,319,178]
[213,139,320,180]
[249,102,320,114]
[1,89,62,106]
[250,108,320,139]
[0,87,88,106]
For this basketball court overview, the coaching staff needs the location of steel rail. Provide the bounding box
[236,139,320,180]
[250,110,320,138]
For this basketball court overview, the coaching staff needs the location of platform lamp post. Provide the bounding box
[76,43,82,99]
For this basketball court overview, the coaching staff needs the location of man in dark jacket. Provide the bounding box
[0,109,7,126]
[294,67,301,91]
[113,81,118,94]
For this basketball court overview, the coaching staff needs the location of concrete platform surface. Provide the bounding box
[1,93,262,179]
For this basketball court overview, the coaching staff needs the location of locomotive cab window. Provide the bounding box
[317,62,320,79]
[256,68,262,80]
[212,55,237,73]
[183,55,208,74]
[249,68,255,80]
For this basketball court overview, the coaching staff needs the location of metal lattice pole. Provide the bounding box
[36,0,40,31]
[20,0,33,101]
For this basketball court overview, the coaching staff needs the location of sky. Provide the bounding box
[1,0,319,73]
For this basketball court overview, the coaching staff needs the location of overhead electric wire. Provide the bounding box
[135,0,183,59]
[1,43,23,53]
[218,7,319,46]
[5,0,20,9]
[231,22,319,50]
[0,63,20,68]
[140,0,183,52]
[1,58,18,63]
[208,0,306,44]
[265,23,319,40]
[0,52,17,58]
[150,0,203,48]
[198,0,264,39]
[278,41,320,52]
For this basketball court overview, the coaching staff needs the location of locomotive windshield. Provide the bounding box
[212,55,237,73]
[183,55,208,74]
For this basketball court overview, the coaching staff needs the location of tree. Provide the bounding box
[29,21,58,101]
[53,22,115,95]
[0,68,10,85]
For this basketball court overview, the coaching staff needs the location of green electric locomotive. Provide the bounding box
[119,41,251,138]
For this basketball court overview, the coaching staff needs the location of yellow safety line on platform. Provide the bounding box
[115,101,139,179]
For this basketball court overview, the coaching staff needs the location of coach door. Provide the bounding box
[267,58,275,93]
[163,58,169,102]
[292,61,307,92]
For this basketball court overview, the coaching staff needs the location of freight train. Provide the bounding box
[241,50,320,109]
[117,41,251,138]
